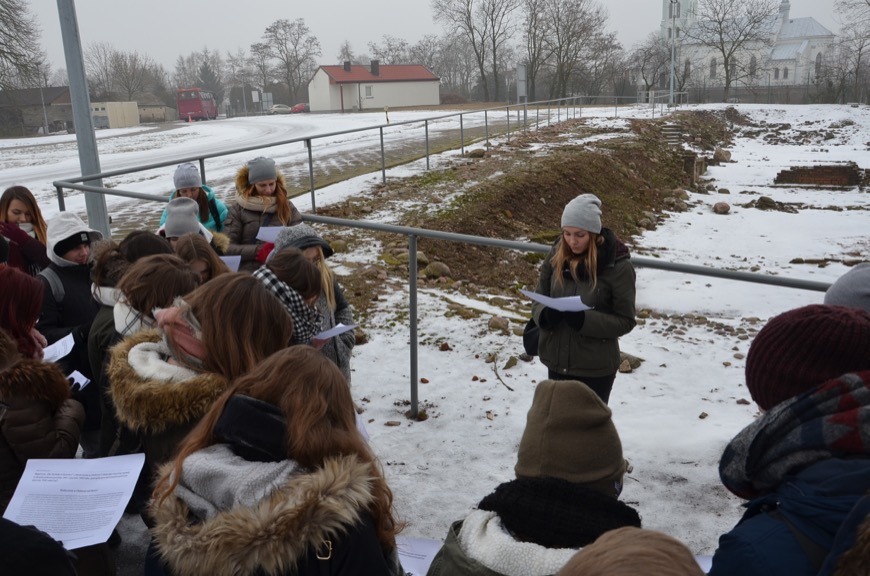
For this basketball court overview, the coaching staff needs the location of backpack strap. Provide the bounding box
[38,267,65,304]
[207,198,223,232]
[769,508,828,573]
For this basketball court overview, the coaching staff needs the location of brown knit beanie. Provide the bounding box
[745,304,870,410]
[515,379,626,497]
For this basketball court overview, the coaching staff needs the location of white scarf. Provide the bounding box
[113,299,156,337]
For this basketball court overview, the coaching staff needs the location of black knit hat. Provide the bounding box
[745,304,870,410]
[54,231,91,257]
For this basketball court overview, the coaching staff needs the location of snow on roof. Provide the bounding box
[779,17,835,39]
[769,40,809,61]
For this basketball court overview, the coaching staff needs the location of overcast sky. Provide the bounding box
[32,0,839,75]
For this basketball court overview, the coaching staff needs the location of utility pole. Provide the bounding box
[669,0,679,105]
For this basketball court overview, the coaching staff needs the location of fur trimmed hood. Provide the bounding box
[211,230,230,254]
[234,164,287,197]
[0,359,70,410]
[106,329,229,433]
[150,451,378,576]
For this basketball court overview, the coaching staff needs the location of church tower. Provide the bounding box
[660,0,698,43]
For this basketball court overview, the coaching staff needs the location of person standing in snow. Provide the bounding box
[709,304,870,576]
[225,156,302,272]
[531,194,636,404]
[270,224,357,383]
[427,379,640,576]
[159,163,228,232]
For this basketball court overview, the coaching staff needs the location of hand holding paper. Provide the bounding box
[520,289,590,312]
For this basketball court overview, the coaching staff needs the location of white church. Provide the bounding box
[659,0,836,102]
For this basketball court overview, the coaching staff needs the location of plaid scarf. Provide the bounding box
[253,265,321,345]
[719,370,870,500]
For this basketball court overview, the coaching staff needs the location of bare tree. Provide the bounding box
[409,34,442,71]
[248,42,273,90]
[337,40,356,64]
[837,0,870,101]
[481,0,521,100]
[368,35,410,64]
[522,0,551,101]
[114,51,156,100]
[433,0,490,99]
[630,32,670,95]
[542,0,607,98]
[262,19,322,103]
[579,31,623,101]
[681,0,779,101]
[435,32,479,97]
[85,42,117,99]
[0,0,42,89]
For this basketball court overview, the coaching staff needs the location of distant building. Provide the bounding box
[660,0,836,102]
[90,102,140,129]
[0,86,73,136]
[308,61,440,113]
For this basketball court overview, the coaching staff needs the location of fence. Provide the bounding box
[50,98,832,418]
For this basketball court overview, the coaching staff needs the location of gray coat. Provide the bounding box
[318,280,356,384]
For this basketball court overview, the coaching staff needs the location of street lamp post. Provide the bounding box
[669,0,679,105]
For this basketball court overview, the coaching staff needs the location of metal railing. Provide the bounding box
[303,213,831,418]
[52,97,590,219]
[48,97,834,418]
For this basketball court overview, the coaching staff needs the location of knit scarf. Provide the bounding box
[477,476,641,549]
[234,192,277,214]
[153,298,206,370]
[253,265,322,345]
[719,371,870,500]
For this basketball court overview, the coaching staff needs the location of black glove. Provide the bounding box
[564,311,586,331]
[537,307,564,330]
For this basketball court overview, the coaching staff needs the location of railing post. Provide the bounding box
[55,186,66,212]
[506,106,510,144]
[380,127,386,184]
[408,234,419,419]
[484,110,489,145]
[460,115,465,156]
[305,139,316,213]
[198,158,206,184]
[425,120,430,171]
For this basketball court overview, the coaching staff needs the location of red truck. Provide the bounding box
[176,88,217,121]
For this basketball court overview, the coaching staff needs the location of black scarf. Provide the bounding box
[478,476,641,549]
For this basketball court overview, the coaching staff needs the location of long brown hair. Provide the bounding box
[1,186,48,244]
[551,232,605,289]
[0,266,44,358]
[237,169,294,225]
[154,346,402,551]
[117,254,199,320]
[267,247,321,301]
[174,233,230,282]
[181,273,292,380]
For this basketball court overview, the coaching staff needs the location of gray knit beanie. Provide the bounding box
[824,263,870,313]
[163,197,201,238]
[269,223,334,263]
[173,163,202,190]
[247,157,277,185]
[561,194,602,234]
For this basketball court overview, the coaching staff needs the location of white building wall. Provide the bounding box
[309,73,440,112]
[309,70,338,113]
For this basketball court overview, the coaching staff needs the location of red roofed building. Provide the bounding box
[309,60,440,113]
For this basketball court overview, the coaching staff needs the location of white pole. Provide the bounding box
[669,0,678,105]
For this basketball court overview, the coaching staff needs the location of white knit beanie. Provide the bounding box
[247,157,277,185]
[173,163,202,190]
[824,263,870,313]
[162,197,201,238]
[561,194,602,234]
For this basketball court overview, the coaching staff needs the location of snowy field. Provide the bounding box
[2,103,867,568]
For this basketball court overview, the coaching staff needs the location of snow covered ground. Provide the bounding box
[3,103,867,568]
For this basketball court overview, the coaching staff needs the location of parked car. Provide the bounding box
[291,103,309,113]
[268,104,292,114]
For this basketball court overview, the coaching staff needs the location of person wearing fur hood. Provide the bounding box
[147,346,404,576]
[427,379,640,576]
[106,274,293,516]
[0,329,84,513]
[224,157,302,272]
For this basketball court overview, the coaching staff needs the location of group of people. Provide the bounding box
[1,176,868,576]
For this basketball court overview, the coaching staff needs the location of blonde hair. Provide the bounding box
[154,346,402,552]
[557,527,703,576]
[551,232,604,290]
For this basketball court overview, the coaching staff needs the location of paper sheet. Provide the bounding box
[519,289,591,312]
[219,255,241,272]
[42,333,74,362]
[314,323,358,341]
[396,536,442,576]
[255,226,284,243]
[3,454,145,550]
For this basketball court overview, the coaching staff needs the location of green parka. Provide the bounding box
[532,228,636,378]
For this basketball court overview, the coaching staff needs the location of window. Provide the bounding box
[710,58,717,78]
[684,58,691,78]
[750,56,757,78]
[365,86,373,98]
[668,28,672,39]
[774,68,779,80]
[815,52,822,77]
[729,58,737,78]
[783,67,789,79]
